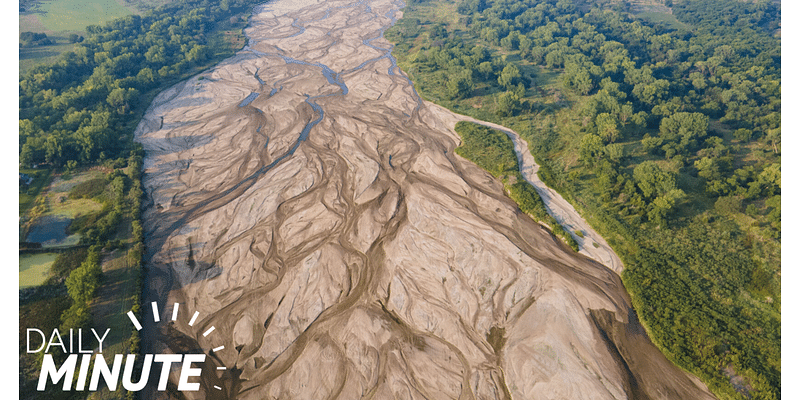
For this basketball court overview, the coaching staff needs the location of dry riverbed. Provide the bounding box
[136,0,716,398]
[429,107,624,274]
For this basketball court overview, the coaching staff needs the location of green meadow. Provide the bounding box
[19,253,58,288]
[19,0,138,73]
[36,0,136,32]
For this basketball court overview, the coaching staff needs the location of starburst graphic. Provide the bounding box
[127,302,226,391]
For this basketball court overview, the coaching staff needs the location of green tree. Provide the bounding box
[632,79,669,106]
[734,128,753,142]
[648,189,685,225]
[642,134,664,153]
[446,70,474,100]
[500,30,521,50]
[695,157,721,181]
[579,134,604,164]
[66,249,103,304]
[595,113,621,143]
[497,64,521,90]
[633,161,676,199]
[20,32,52,47]
[562,60,594,95]
[659,112,709,151]
[764,128,780,153]
[758,163,781,195]
[107,87,139,114]
[476,61,494,81]
[714,196,742,214]
[61,303,92,331]
[496,91,521,117]
[605,143,624,163]
[66,256,102,305]
[186,44,209,63]
[545,48,565,68]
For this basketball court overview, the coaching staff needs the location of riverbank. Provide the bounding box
[427,102,624,274]
[134,0,715,398]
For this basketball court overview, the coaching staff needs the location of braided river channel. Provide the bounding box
[134,0,717,398]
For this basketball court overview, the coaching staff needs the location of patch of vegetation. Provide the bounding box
[37,0,137,32]
[19,0,258,169]
[389,0,780,398]
[454,121,519,177]
[49,248,89,283]
[19,253,59,288]
[487,325,507,354]
[68,177,107,199]
[20,32,53,47]
[454,121,578,250]
[19,168,52,217]
[635,12,690,31]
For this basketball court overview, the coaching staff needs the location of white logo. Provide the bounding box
[27,302,226,392]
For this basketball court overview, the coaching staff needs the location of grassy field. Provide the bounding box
[19,168,52,217]
[35,0,137,31]
[19,253,59,288]
[19,0,142,74]
[19,0,248,74]
[19,39,79,73]
[47,171,106,215]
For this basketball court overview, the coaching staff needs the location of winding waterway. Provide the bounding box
[443,114,625,273]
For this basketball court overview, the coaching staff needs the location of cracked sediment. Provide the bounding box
[135,0,717,398]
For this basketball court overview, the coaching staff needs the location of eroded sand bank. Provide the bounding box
[429,107,624,274]
[135,0,715,398]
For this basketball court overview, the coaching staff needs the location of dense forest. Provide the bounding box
[18,0,263,398]
[19,0,258,169]
[387,0,780,398]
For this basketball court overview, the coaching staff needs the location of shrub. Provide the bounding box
[68,177,107,199]
[714,196,742,214]
[49,248,89,283]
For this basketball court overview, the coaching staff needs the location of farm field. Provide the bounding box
[19,253,59,288]
[35,0,137,31]
[19,0,138,73]
[19,40,77,73]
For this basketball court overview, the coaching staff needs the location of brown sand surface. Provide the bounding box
[135,0,716,398]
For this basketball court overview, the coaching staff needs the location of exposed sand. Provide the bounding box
[428,108,624,274]
[135,0,716,398]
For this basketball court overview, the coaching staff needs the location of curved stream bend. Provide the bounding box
[433,110,624,274]
[135,0,714,398]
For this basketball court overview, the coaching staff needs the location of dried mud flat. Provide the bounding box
[135,0,716,398]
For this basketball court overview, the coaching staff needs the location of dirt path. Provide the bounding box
[134,0,715,398]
